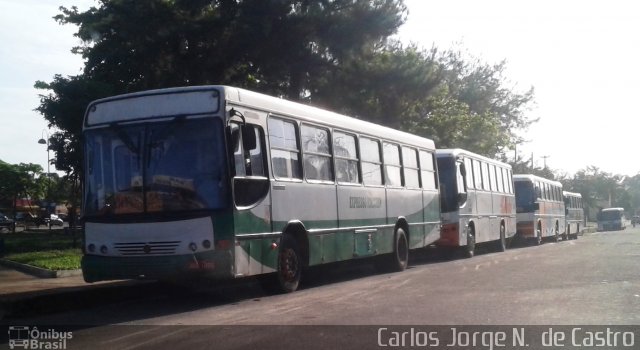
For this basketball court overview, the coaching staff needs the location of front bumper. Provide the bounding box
[81,250,233,283]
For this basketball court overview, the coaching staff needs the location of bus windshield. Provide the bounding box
[514,181,535,212]
[599,210,623,221]
[84,117,229,216]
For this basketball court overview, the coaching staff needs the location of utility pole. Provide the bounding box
[541,155,550,169]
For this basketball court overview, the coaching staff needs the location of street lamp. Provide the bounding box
[38,130,51,230]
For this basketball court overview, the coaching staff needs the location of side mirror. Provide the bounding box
[457,192,468,205]
[242,125,257,151]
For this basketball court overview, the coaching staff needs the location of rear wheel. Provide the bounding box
[497,224,506,252]
[534,223,542,246]
[465,227,476,258]
[375,228,409,272]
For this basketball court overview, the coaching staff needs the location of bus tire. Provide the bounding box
[391,228,409,271]
[376,228,409,272]
[276,235,302,293]
[497,224,506,252]
[464,227,476,258]
[534,223,542,246]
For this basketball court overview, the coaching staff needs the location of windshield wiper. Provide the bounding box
[110,123,140,154]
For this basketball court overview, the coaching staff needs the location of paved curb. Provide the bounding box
[0,259,82,278]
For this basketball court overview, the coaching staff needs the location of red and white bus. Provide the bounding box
[435,149,516,257]
[563,191,584,240]
[514,174,565,244]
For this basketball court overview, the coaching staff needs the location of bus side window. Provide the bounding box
[419,150,437,190]
[383,142,402,187]
[334,131,360,184]
[473,160,483,190]
[402,147,420,189]
[360,137,383,186]
[301,124,333,182]
[268,117,302,180]
[464,158,474,190]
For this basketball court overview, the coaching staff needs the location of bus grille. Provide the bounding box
[114,241,181,256]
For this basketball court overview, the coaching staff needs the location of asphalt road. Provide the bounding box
[3,227,640,349]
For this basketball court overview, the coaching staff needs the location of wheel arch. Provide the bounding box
[280,220,309,268]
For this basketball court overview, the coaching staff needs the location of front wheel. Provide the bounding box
[276,235,302,293]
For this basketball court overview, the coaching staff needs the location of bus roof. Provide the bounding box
[601,207,624,212]
[513,174,563,187]
[435,148,512,169]
[84,85,436,151]
[563,191,582,198]
[223,86,435,150]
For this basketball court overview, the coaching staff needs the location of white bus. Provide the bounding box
[435,149,516,257]
[81,85,441,292]
[563,191,584,239]
[513,174,566,244]
[597,207,626,231]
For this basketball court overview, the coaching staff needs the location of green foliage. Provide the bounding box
[3,249,82,271]
[36,0,536,179]
[1,231,82,270]
[0,161,43,211]
[1,232,78,254]
[37,0,408,178]
[560,166,632,220]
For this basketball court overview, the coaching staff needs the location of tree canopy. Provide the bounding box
[36,0,536,182]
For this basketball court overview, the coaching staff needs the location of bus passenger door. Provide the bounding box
[229,121,273,277]
[458,159,475,244]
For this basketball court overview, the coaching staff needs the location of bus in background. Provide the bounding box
[513,174,566,245]
[597,207,626,231]
[563,191,584,240]
[81,85,442,293]
[435,149,516,257]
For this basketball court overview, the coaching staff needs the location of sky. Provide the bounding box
[1,0,639,176]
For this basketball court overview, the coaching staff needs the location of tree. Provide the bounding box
[37,0,408,179]
[0,161,45,230]
[313,45,536,157]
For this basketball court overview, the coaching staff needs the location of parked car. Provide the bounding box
[0,212,16,233]
[14,212,45,227]
[47,214,64,227]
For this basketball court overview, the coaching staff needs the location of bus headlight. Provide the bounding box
[88,244,96,253]
[202,240,211,249]
[100,245,108,254]
[189,242,198,252]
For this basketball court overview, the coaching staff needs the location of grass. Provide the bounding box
[0,230,83,270]
[3,249,82,270]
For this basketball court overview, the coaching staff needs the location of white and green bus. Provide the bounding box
[563,191,584,239]
[513,174,566,244]
[81,86,441,292]
[435,149,516,257]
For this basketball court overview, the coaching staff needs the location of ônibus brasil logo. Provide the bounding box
[8,326,73,350]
